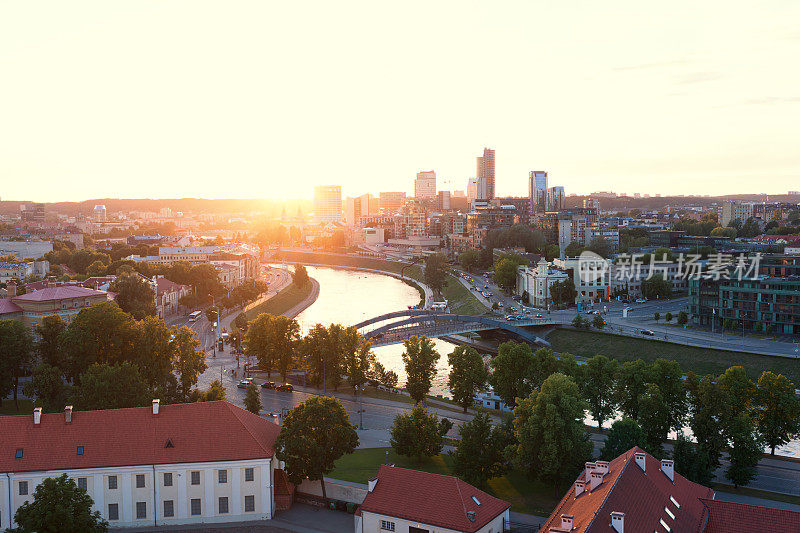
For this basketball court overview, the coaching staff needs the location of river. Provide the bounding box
[292,265,799,457]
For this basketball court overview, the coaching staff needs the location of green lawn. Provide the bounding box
[0,399,34,416]
[241,281,313,320]
[546,329,800,383]
[443,276,488,316]
[330,447,560,516]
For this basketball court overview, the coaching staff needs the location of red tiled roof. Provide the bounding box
[156,277,188,296]
[0,298,23,315]
[356,465,510,533]
[701,498,800,532]
[12,285,107,302]
[541,447,714,533]
[0,401,279,473]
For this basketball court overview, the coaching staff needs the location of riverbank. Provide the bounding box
[239,278,318,321]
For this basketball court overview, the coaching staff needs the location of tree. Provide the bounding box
[614,359,651,421]
[528,347,560,390]
[74,363,150,411]
[489,341,533,408]
[345,338,375,390]
[447,346,488,412]
[86,259,108,277]
[665,312,673,322]
[642,275,672,300]
[133,317,175,394]
[673,432,714,485]
[195,379,226,402]
[424,253,449,296]
[587,236,613,259]
[677,310,688,325]
[301,324,332,389]
[245,313,300,381]
[401,336,440,404]
[654,312,660,322]
[650,358,687,433]
[205,308,219,323]
[459,249,481,272]
[493,254,525,294]
[109,272,156,319]
[580,355,618,431]
[0,319,34,410]
[11,473,108,533]
[390,404,442,461]
[24,364,70,413]
[686,372,728,473]
[725,413,763,488]
[571,314,586,329]
[275,396,359,501]
[171,326,208,402]
[370,361,398,389]
[511,373,591,493]
[36,314,66,370]
[564,241,585,257]
[293,264,309,288]
[752,371,800,455]
[549,278,577,308]
[637,383,671,457]
[451,412,507,488]
[718,365,756,419]
[599,418,645,460]
[592,314,605,329]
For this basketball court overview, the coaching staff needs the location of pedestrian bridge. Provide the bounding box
[354,309,554,348]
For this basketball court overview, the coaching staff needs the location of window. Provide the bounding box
[380,520,395,531]
[244,468,254,482]
[218,470,227,484]
[136,474,145,488]
[15,448,23,459]
[163,472,173,487]
[163,500,174,518]
[218,496,229,514]
[136,501,147,519]
[18,481,28,496]
[244,495,255,512]
[76,446,84,456]
[190,471,200,485]
[190,498,201,516]
[77,477,87,490]
[108,504,119,521]
[108,475,118,490]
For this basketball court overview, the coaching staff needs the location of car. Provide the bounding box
[635,298,647,303]
[277,383,294,392]
[261,381,276,389]
[237,378,253,389]
[640,329,655,336]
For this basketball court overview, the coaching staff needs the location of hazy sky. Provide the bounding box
[2,1,799,202]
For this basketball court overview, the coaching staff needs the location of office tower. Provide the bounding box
[436,191,451,211]
[345,194,372,225]
[313,185,342,223]
[414,170,437,198]
[547,186,565,211]
[476,147,495,201]
[379,192,407,216]
[528,171,548,214]
[466,177,479,207]
[93,204,107,222]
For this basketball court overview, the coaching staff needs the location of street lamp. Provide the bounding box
[354,384,364,430]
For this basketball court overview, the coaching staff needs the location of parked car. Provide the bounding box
[237,378,253,389]
[635,298,647,303]
[261,381,276,389]
[277,383,294,392]
[640,329,655,336]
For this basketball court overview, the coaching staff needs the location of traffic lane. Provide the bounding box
[716,461,800,495]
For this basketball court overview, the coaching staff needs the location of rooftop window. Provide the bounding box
[15,448,23,459]
[77,446,84,456]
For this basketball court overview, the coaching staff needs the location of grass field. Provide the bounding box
[329,447,559,516]
[546,329,800,383]
[0,399,34,415]
[241,281,313,321]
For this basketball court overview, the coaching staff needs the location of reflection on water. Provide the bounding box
[290,265,799,457]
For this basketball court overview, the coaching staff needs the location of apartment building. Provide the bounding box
[516,259,570,307]
[719,200,754,227]
[554,256,611,303]
[0,261,49,282]
[155,276,191,317]
[476,148,495,201]
[313,185,343,224]
[414,171,437,199]
[0,240,53,260]
[378,192,407,216]
[0,401,284,530]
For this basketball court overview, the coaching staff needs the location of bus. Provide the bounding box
[188,311,202,322]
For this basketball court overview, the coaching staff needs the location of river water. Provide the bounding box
[292,265,799,457]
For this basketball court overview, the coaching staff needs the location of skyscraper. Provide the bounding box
[528,171,548,214]
[547,186,565,211]
[476,147,495,201]
[313,185,342,223]
[345,194,372,225]
[414,170,437,198]
[379,192,407,215]
[466,177,479,207]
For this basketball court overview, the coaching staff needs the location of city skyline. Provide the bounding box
[2,1,800,202]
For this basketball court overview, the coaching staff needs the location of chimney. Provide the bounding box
[65,405,73,423]
[584,461,596,480]
[46,276,56,288]
[610,511,624,533]
[661,459,674,482]
[561,514,574,530]
[594,460,610,475]
[589,471,603,491]
[7,281,17,297]
[368,477,378,492]
[574,480,585,497]
[634,452,646,473]
[33,407,42,425]
[152,399,160,415]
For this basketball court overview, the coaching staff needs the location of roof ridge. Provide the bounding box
[224,401,275,456]
[455,475,468,520]
[584,448,634,532]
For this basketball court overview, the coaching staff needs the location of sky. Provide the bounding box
[1,1,799,202]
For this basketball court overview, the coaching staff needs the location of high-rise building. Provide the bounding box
[313,185,342,224]
[93,204,107,223]
[436,191,451,211]
[379,192,407,216]
[476,148,495,201]
[583,198,600,210]
[345,194,372,225]
[414,170,437,198]
[466,177,479,207]
[719,200,754,227]
[528,171,548,214]
[547,186,566,211]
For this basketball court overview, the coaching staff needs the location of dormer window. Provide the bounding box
[77,446,84,456]
[15,448,23,459]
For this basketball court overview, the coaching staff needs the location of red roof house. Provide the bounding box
[700,498,800,532]
[355,465,510,533]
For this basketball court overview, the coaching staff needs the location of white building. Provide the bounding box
[93,204,108,223]
[554,256,612,304]
[0,241,53,260]
[0,401,286,530]
[516,259,570,308]
[355,465,510,533]
[314,185,343,224]
[414,170,437,199]
[0,261,49,282]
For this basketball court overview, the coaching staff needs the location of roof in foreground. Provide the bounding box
[541,447,714,532]
[356,465,510,533]
[701,498,800,532]
[12,285,108,302]
[0,401,280,473]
